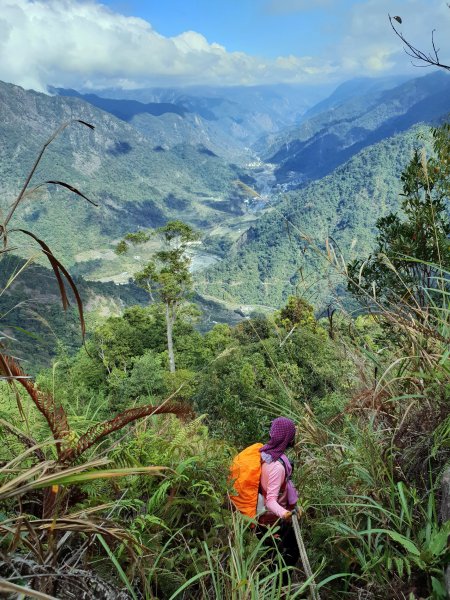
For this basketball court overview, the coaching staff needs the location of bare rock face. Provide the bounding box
[440,468,450,596]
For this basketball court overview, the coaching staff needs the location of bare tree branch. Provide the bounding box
[389,14,450,72]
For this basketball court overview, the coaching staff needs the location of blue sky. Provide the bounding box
[102,0,354,57]
[0,0,449,91]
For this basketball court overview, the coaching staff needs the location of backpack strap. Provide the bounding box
[278,456,292,479]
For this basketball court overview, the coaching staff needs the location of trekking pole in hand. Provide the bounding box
[291,511,321,600]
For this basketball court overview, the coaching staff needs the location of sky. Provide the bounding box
[0,0,449,91]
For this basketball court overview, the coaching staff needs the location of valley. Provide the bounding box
[1,3,450,598]
[1,71,450,320]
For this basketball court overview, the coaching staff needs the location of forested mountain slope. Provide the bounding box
[0,81,250,266]
[197,126,432,309]
[0,255,146,370]
[0,255,241,371]
[50,87,252,162]
[259,71,450,184]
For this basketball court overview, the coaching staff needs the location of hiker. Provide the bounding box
[229,416,301,567]
[257,416,300,568]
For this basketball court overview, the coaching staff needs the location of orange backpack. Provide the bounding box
[229,443,263,518]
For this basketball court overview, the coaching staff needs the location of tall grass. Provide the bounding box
[1,125,448,598]
[170,511,311,600]
[232,177,450,596]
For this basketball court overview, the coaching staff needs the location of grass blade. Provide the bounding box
[96,533,138,600]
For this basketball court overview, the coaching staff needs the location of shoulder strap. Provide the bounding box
[278,455,292,479]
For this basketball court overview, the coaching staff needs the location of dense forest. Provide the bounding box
[0,109,449,600]
[198,125,434,309]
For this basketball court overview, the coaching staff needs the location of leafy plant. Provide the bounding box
[348,124,450,310]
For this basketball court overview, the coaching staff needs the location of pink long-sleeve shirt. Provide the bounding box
[260,460,289,519]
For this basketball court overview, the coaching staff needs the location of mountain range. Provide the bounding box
[0,80,255,271]
[200,72,450,310]
[259,71,450,184]
[49,83,332,163]
[198,125,432,311]
[1,70,449,323]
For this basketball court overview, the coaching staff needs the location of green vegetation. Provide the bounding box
[198,125,435,309]
[117,221,200,373]
[0,111,449,599]
[1,281,448,597]
[0,254,147,372]
[348,124,450,309]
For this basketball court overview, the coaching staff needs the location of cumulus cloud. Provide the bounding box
[0,0,336,90]
[0,0,448,92]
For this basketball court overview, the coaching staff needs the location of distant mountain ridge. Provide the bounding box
[259,71,450,184]
[52,83,333,161]
[50,88,189,119]
[50,87,255,162]
[82,83,332,133]
[300,75,412,121]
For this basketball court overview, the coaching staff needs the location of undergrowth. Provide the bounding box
[0,122,448,599]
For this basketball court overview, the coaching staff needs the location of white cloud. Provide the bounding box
[0,0,448,92]
[0,0,336,90]
[337,0,450,75]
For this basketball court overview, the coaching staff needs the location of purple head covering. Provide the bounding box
[260,417,296,461]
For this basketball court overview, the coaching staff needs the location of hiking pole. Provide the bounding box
[292,512,321,600]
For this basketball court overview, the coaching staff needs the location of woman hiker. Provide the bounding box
[257,416,301,569]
